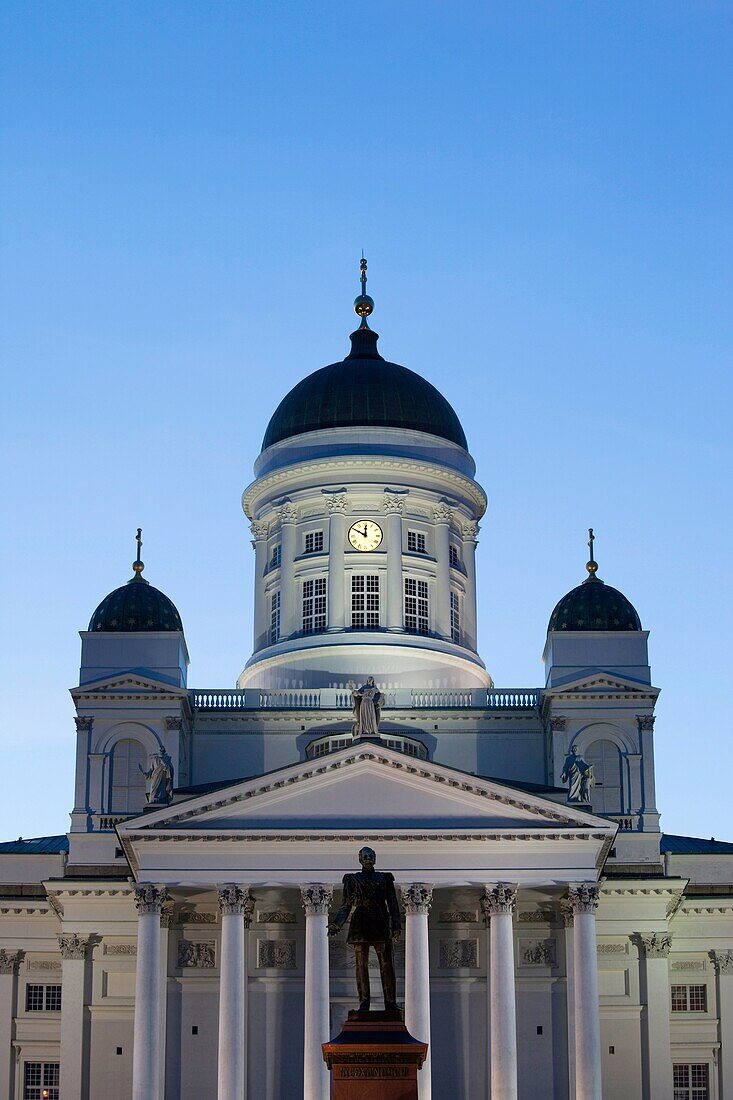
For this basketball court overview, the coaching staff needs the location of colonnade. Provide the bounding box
[130,880,603,1100]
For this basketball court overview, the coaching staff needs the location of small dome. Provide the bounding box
[262,327,468,452]
[89,532,183,632]
[548,575,641,633]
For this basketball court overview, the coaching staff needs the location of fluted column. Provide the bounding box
[58,933,92,1100]
[636,931,673,1100]
[0,950,22,1100]
[326,494,348,631]
[278,503,299,639]
[217,885,255,1100]
[132,884,168,1100]
[460,522,479,652]
[402,883,434,1099]
[301,884,333,1100]
[250,521,269,651]
[712,951,733,1099]
[383,495,405,631]
[568,885,602,1100]
[433,505,452,640]
[481,883,518,1100]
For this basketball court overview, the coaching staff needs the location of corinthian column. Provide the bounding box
[568,884,602,1100]
[636,931,673,1100]
[326,493,348,631]
[481,883,518,1100]
[383,494,405,631]
[402,883,434,1099]
[0,950,22,1100]
[277,503,299,639]
[712,951,733,1099]
[433,505,452,640]
[132,884,168,1100]
[58,933,92,1100]
[250,521,269,651]
[301,884,333,1100]
[460,522,479,652]
[217,885,255,1100]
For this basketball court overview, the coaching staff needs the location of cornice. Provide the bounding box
[130,829,612,844]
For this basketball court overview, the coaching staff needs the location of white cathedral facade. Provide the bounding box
[2,270,732,1100]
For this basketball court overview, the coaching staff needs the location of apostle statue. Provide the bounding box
[328,846,401,1013]
[140,750,174,804]
[561,745,595,803]
[349,677,384,737]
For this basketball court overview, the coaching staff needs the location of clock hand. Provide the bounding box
[362,525,368,539]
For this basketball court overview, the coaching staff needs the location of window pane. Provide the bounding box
[45,985,62,1011]
[688,985,707,1011]
[671,985,688,1012]
[270,590,280,643]
[352,575,379,629]
[26,985,44,1012]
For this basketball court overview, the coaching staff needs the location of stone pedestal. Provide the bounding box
[323,1010,428,1100]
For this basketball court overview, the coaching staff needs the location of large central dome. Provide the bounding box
[261,327,468,452]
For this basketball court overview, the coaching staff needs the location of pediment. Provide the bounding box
[546,669,659,696]
[71,672,187,698]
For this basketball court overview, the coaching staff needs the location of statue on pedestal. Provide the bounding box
[328,846,401,1013]
[140,750,174,804]
[561,745,595,803]
[349,677,384,737]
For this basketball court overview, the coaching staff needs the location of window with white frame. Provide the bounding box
[450,591,460,643]
[270,544,281,568]
[24,1062,60,1100]
[304,530,324,554]
[671,984,707,1012]
[407,530,426,554]
[351,575,380,629]
[404,577,429,634]
[269,591,281,644]
[449,544,460,568]
[26,985,61,1012]
[673,1063,709,1099]
[302,577,327,634]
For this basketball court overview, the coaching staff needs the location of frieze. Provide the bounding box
[27,960,61,971]
[439,939,478,969]
[257,939,296,969]
[258,910,297,924]
[518,908,556,923]
[671,960,705,971]
[520,938,556,967]
[597,943,628,955]
[177,941,215,969]
[439,910,477,924]
[104,944,137,956]
[339,1067,409,1079]
[178,912,217,925]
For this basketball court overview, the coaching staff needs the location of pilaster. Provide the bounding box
[402,883,434,1099]
[58,933,92,1100]
[0,950,22,1100]
[636,931,673,1100]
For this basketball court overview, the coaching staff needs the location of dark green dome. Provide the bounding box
[548,575,641,633]
[89,574,183,633]
[262,327,468,451]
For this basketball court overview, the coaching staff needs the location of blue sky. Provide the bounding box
[1,2,731,841]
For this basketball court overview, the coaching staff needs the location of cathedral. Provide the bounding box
[1,264,731,1100]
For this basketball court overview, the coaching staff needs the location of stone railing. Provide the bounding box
[606,815,636,832]
[94,813,134,831]
[192,688,541,712]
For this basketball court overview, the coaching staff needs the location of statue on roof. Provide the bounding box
[561,745,595,804]
[349,677,384,737]
[140,750,174,804]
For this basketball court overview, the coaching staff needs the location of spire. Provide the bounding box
[353,253,375,329]
[584,527,600,582]
[130,527,148,585]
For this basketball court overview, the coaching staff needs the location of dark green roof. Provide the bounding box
[89,575,183,633]
[262,327,468,451]
[548,575,641,633]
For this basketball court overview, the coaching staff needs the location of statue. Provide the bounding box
[561,745,595,803]
[140,750,174,804]
[328,847,401,1013]
[349,677,384,737]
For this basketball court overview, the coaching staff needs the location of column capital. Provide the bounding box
[0,948,23,974]
[637,714,656,731]
[300,884,333,915]
[382,494,405,515]
[133,884,169,915]
[710,949,733,975]
[567,883,601,916]
[549,715,567,732]
[277,502,299,524]
[460,520,479,540]
[74,715,94,731]
[250,520,269,541]
[218,885,255,924]
[480,883,517,920]
[636,931,672,958]
[432,503,453,524]
[325,493,349,514]
[58,933,92,960]
[401,883,434,915]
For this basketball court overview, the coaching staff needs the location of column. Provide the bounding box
[402,883,434,1099]
[460,521,479,652]
[568,885,602,1100]
[481,884,518,1100]
[278,503,299,639]
[637,931,673,1100]
[326,494,348,631]
[250,521,269,651]
[301,884,333,1100]
[132,884,167,1100]
[70,715,93,830]
[58,933,92,1100]
[0,950,22,1100]
[217,885,255,1100]
[561,901,577,1100]
[159,907,172,1098]
[711,951,733,1099]
[433,505,452,640]
[383,495,405,631]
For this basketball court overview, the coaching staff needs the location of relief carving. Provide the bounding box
[439,939,478,969]
[177,941,216,969]
[257,939,296,969]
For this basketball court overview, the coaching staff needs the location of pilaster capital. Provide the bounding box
[276,503,299,525]
[250,521,269,541]
[218,885,255,923]
[401,883,434,914]
[636,931,672,958]
[637,715,655,732]
[160,906,174,929]
[164,715,182,731]
[300,883,333,915]
[133,883,169,916]
[57,933,92,960]
[549,716,567,732]
[382,494,405,515]
[460,520,479,541]
[0,949,23,974]
[567,883,601,916]
[325,493,349,515]
[480,883,517,921]
[432,503,453,524]
[710,950,733,975]
[560,899,575,927]
[74,716,94,732]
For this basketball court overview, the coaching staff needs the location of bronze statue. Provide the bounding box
[328,846,401,1012]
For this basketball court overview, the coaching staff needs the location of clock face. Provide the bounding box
[348,520,383,552]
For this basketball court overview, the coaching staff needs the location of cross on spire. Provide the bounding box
[132,527,145,578]
[586,527,598,578]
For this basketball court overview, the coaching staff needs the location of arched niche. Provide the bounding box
[109,738,147,813]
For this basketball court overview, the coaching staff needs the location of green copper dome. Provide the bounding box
[548,575,641,633]
[261,327,468,452]
[88,532,183,633]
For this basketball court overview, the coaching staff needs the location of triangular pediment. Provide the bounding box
[71,672,187,698]
[546,669,659,696]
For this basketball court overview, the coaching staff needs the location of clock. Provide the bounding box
[348,520,383,552]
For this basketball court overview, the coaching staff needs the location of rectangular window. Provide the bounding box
[24,1062,60,1100]
[45,985,62,1011]
[407,530,426,554]
[304,531,324,554]
[449,544,460,568]
[450,591,460,643]
[351,575,380,629]
[270,544,281,568]
[671,985,707,1012]
[404,577,429,634]
[302,577,327,634]
[673,1063,709,1100]
[25,985,44,1012]
[269,591,281,644]
[25,985,61,1012]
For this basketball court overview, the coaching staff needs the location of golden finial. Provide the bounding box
[353,252,374,328]
[132,527,145,577]
[585,527,598,578]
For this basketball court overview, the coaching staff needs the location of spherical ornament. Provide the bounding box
[586,559,598,576]
[353,294,374,318]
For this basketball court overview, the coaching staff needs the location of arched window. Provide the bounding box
[585,739,623,814]
[109,739,147,813]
